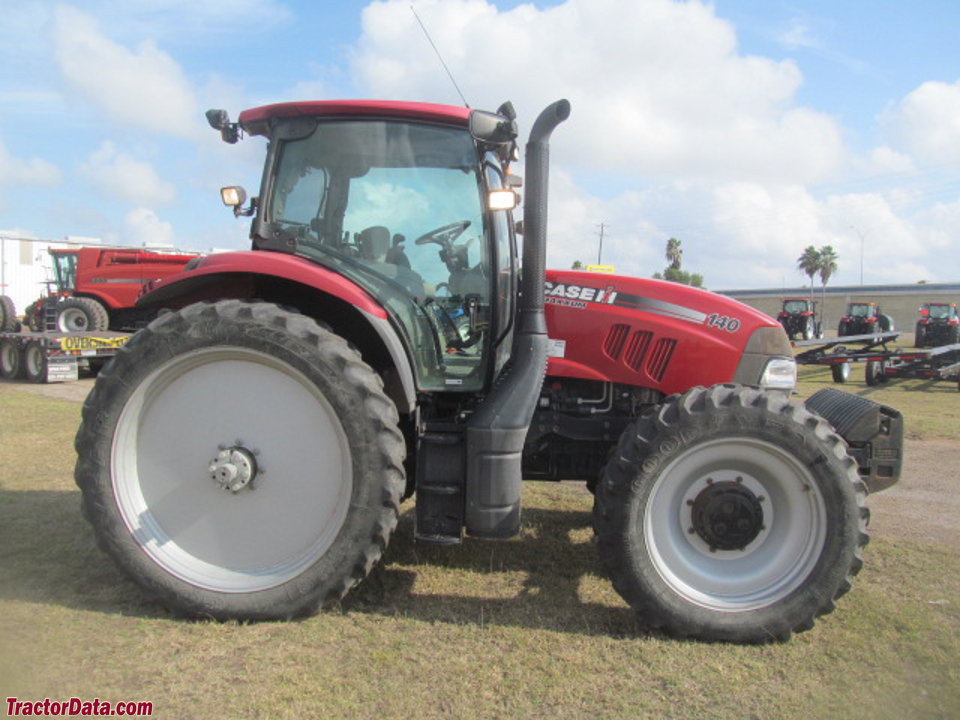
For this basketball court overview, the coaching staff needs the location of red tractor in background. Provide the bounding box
[837,301,894,337]
[75,98,903,644]
[776,297,819,340]
[23,246,198,332]
[915,302,960,347]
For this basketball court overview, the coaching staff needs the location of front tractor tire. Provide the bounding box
[593,384,868,643]
[57,297,109,332]
[74,300,406,620]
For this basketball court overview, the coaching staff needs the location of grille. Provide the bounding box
[603,323,630,360]
[624,330,653,371]
[646,338,677,381]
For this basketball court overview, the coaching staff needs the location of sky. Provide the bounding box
[1,0,958,291]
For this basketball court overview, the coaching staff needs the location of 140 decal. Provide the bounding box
[705,313,741,332]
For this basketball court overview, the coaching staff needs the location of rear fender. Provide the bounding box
[137,251,417,413]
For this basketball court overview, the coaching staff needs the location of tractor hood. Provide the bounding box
[543,270,792,395]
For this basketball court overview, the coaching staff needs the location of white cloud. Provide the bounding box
[51,5,202,139]
[0,140,62,187]
[81,142,176,206]
[123,207,176,247]
[352,0,845,184]
[881,79,960,165]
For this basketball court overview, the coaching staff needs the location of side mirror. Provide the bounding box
[205,108,240,144]
[469,109,517,145]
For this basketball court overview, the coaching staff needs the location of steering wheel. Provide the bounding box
[414,220,471,247]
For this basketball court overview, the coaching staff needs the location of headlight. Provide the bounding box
[760,357,797,391]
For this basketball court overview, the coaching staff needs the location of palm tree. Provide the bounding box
[665,238,683,270]
[818,245,838,330]
[797,246,820,301]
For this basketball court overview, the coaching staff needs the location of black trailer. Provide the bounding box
[793,332,960,390]
[0,330,129,383]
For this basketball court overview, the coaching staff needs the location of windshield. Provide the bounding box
[264,119,490,391]
[783,300,810,313]
[848,304,873,318]
[928,304,953,319]
[52,252,77,291]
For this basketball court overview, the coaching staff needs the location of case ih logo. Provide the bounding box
[544,281,742,333]
[544,282,617,308]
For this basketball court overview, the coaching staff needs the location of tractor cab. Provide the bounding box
[50,250,79,292]
[838,301,893,336]
[845,302,877,319]
[211,102,521,393]
[921,302,958,322]
[916,302,959,347]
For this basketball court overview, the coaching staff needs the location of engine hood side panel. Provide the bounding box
[544,270,783,395]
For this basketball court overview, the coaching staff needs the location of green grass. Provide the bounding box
[1,384,958,719]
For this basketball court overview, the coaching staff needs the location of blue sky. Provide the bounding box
[1,0,958,290]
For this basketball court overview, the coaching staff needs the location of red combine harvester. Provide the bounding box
[23,246,198,332]
[74,98,903,643]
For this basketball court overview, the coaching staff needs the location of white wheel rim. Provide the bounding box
[111,346,353,593]
[644,437,826,612]
[25,345,43,376]
[0,342,15,374]
[59,308,88,332]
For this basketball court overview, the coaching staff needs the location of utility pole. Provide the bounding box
[850,225,866,285]
[595,222,607,265]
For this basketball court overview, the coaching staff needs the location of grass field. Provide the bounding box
[1,368,958,719]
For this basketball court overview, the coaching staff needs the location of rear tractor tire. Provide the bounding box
[57,297,109,332]
[593,384,868,643]
[74,300,406,620]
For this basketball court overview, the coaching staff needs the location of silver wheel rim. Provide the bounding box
[59,307,89,332]
[111,346,353,593]
[644,437,826,612]
[0,342,15,374]
[25,345,43,377]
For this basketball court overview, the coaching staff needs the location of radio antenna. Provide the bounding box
[410,5,470,108]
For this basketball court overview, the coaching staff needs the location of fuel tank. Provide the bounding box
[543,270,787,396]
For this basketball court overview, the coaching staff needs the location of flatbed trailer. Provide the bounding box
[0,330,130,383]
[793,331,960,389]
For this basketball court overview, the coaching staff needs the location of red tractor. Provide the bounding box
[23,246,198,332]
[776,297,818,340]
[74,99,903,643]
[915,302,959,347]
[837,301,894,337]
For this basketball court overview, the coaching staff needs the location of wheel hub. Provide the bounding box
[690,480,765,551]
[208,445,259,493]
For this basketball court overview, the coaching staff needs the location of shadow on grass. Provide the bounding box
[342,503,650,638]
[0,486,651,638]
[0,487,168,618]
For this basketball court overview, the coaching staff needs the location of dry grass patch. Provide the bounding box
[1,383,958,719]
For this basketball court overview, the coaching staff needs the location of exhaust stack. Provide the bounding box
[465,99,571,538]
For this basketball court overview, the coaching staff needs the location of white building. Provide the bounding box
[0,235,102,316]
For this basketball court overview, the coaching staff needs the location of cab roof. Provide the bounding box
[238,100,472,138]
